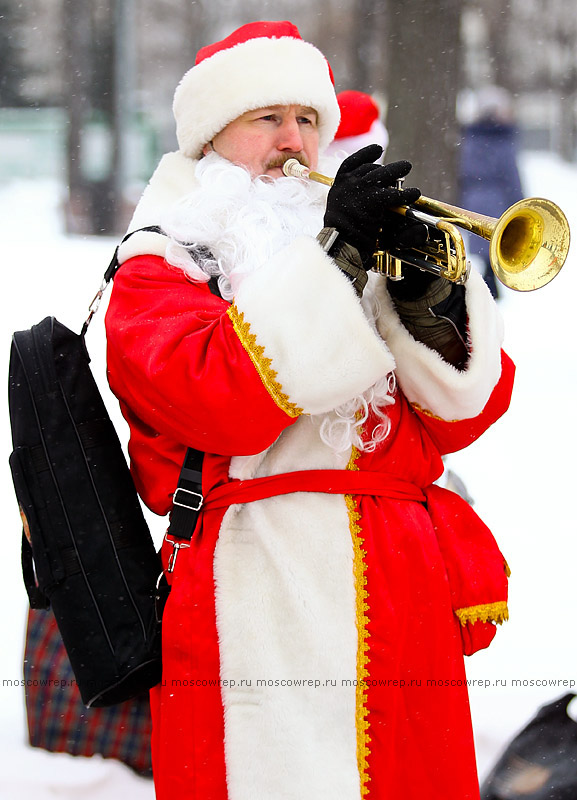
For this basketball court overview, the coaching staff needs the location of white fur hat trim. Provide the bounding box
[173,36,340,159]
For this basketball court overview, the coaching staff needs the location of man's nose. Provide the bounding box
[276,118,304,152]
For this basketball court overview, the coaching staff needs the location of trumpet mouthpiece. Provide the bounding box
[282,159,310,179]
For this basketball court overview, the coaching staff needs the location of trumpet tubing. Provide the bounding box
[282,158,571,292]
[413,195,570,292]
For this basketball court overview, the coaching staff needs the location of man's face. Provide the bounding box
[203,104,319,178]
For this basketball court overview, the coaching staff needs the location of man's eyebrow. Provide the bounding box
[245,105,318,120]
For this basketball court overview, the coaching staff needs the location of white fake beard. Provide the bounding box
[162,151,395,456]
[162,151,330,301]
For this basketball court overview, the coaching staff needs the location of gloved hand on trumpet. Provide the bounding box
[321,144,443,301]
[324,144,425,263]
[313,144,469,369]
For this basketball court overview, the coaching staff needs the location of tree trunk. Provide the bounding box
[384,0,463,202]
[558,85,577,162]
[111,0,136,233]
[350,0,381,91]
[62,0,93,233]
[484,0,514,93]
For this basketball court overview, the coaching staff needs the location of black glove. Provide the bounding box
[324,144,424,267]
[387,265,446,301]
[378,212,429,253]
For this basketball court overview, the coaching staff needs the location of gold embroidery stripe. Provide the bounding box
[346,445,371,797]
[410,401,459,423]
[455,601,509,626]
[227,304,303,418]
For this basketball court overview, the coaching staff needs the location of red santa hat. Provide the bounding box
[325,90,389,158]
[173,21,341,160]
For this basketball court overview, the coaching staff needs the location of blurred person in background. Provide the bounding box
[105,20,515,800]
[458,85,525,299]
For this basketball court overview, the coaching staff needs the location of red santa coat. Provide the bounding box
[106,225,514,799]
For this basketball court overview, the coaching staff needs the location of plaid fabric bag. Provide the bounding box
[23,607,153,777]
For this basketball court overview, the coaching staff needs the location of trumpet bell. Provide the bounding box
[490,198,571,292]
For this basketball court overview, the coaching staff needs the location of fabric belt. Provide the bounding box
[201,469,426,512]
[164,467,426,575]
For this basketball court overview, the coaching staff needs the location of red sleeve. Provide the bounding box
[105,255,296,457]
[411,350,515,455]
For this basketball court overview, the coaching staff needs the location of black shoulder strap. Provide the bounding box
[82,225,165,338]
[208,275,221,297]
[165,448,205,543]
[104,225,164,284]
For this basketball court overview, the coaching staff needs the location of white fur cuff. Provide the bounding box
[373,270,504,420]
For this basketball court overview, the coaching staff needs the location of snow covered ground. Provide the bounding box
[0,150,575,796]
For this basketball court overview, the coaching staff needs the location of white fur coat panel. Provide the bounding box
[214,490,360,800]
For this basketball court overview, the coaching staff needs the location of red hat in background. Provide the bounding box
[173,21,340,160]
[326,90,389,158]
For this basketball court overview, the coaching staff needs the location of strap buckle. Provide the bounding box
[164,533,191,574]
[172,487,203,511]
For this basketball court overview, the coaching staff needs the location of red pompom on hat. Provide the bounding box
[326,90,389,157]
[173,21,340,160]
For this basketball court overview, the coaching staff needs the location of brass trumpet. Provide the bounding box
[282,158,571,292]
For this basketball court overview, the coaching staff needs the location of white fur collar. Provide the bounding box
[118,151,199,264]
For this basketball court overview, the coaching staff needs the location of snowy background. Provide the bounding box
[0,150,575,797]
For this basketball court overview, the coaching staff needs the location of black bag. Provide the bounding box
[481,693,577,800]
[8,314,167,707]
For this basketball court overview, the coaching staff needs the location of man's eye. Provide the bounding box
[298,116,316,126]
[259,114,277,122]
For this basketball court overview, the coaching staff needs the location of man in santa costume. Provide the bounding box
[105,19,515,800]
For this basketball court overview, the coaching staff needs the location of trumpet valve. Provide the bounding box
[374,250,403,280]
